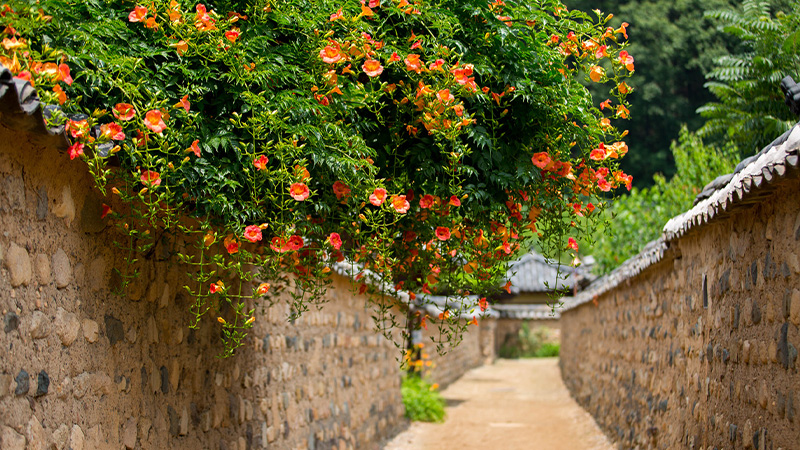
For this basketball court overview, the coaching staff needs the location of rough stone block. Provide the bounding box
[790,290,800,325]
[2,425,26,450]
[5,242,32,287]
[51,424,69,450]
[14,370,29,396]
[4,312,20,333]
[69,425,85,450]
[26,415,47,450]
[52,248,72,288]
[34,254,51,285]
[29,311,50,339]
[82,319,99,343]
[87,256,106,292]
[35,371,49,397]
[123,418,137,449]
[52,185,75,226]
[104,314,124,346]
[54,307,80,346]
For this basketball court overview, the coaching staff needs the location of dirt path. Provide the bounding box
[383,358,613,450]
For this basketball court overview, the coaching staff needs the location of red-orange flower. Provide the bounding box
[369,188,387,206]
[270,237,286,253]
[140,170,161,187]
[144,110,167,133]
[448,195,461,207]
[328,232,342,250]
[243,225,262,243]
[388,52,400,63]
[404,54,422,73]
[67,142,84,160]
[174,94,190,112]
[332,181,351,200]
[101,204,112,219]
[253,155,268,170]
[479,297,488,312]
[435,227,451,241]
[330,8,344,21]
[362,59,383,77]
[67,119,89,139]
[590,143,606,161]
[99,122,125,141]
[567,237,578,251]
[320,45,343,64]
[209,281,224,294]
[589,65,605,83]
[287,235,304,251]
[188,139,201,157]
[113,103,135,121]
[52,85,66,105]
[429,58,445,71]
[597,177,611,192]
[223,235,239,254]
[289,183,310,201]
[57,63,72,85]
[531,152,552,170]
[419,194,434,209]
[224,29,240,42]
[173,40,188,56]
[256,283,270,295]
[391,195,410,213]
[128,5,147,22]
[618,50,634,71]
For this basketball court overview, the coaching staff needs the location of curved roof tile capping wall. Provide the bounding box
[563,120,800,310]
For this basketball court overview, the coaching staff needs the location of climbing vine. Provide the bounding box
[0,0,633,356]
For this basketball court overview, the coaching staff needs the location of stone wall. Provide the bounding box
[560,175,800,449]
[420,318,496,388]
[0,121,413,450]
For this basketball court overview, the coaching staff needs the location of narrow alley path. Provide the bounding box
[383,358,613,450]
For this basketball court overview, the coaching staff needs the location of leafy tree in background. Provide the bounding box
[698,0,800,155]
[566,0,735,187]
[579,0,798,274]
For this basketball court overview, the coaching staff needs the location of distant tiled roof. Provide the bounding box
[563,121,800,311]
[506,251,576,293]
[492,303,561,320]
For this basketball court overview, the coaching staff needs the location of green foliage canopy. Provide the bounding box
[698,0,800,155]
[0,0,633,354]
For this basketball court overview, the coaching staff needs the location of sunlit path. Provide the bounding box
[384,358,612,450]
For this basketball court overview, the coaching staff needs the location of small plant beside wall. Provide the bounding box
[401,342,446,422]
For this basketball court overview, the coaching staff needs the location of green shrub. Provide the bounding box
[401,375,446,423]
[535,342,560,357]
